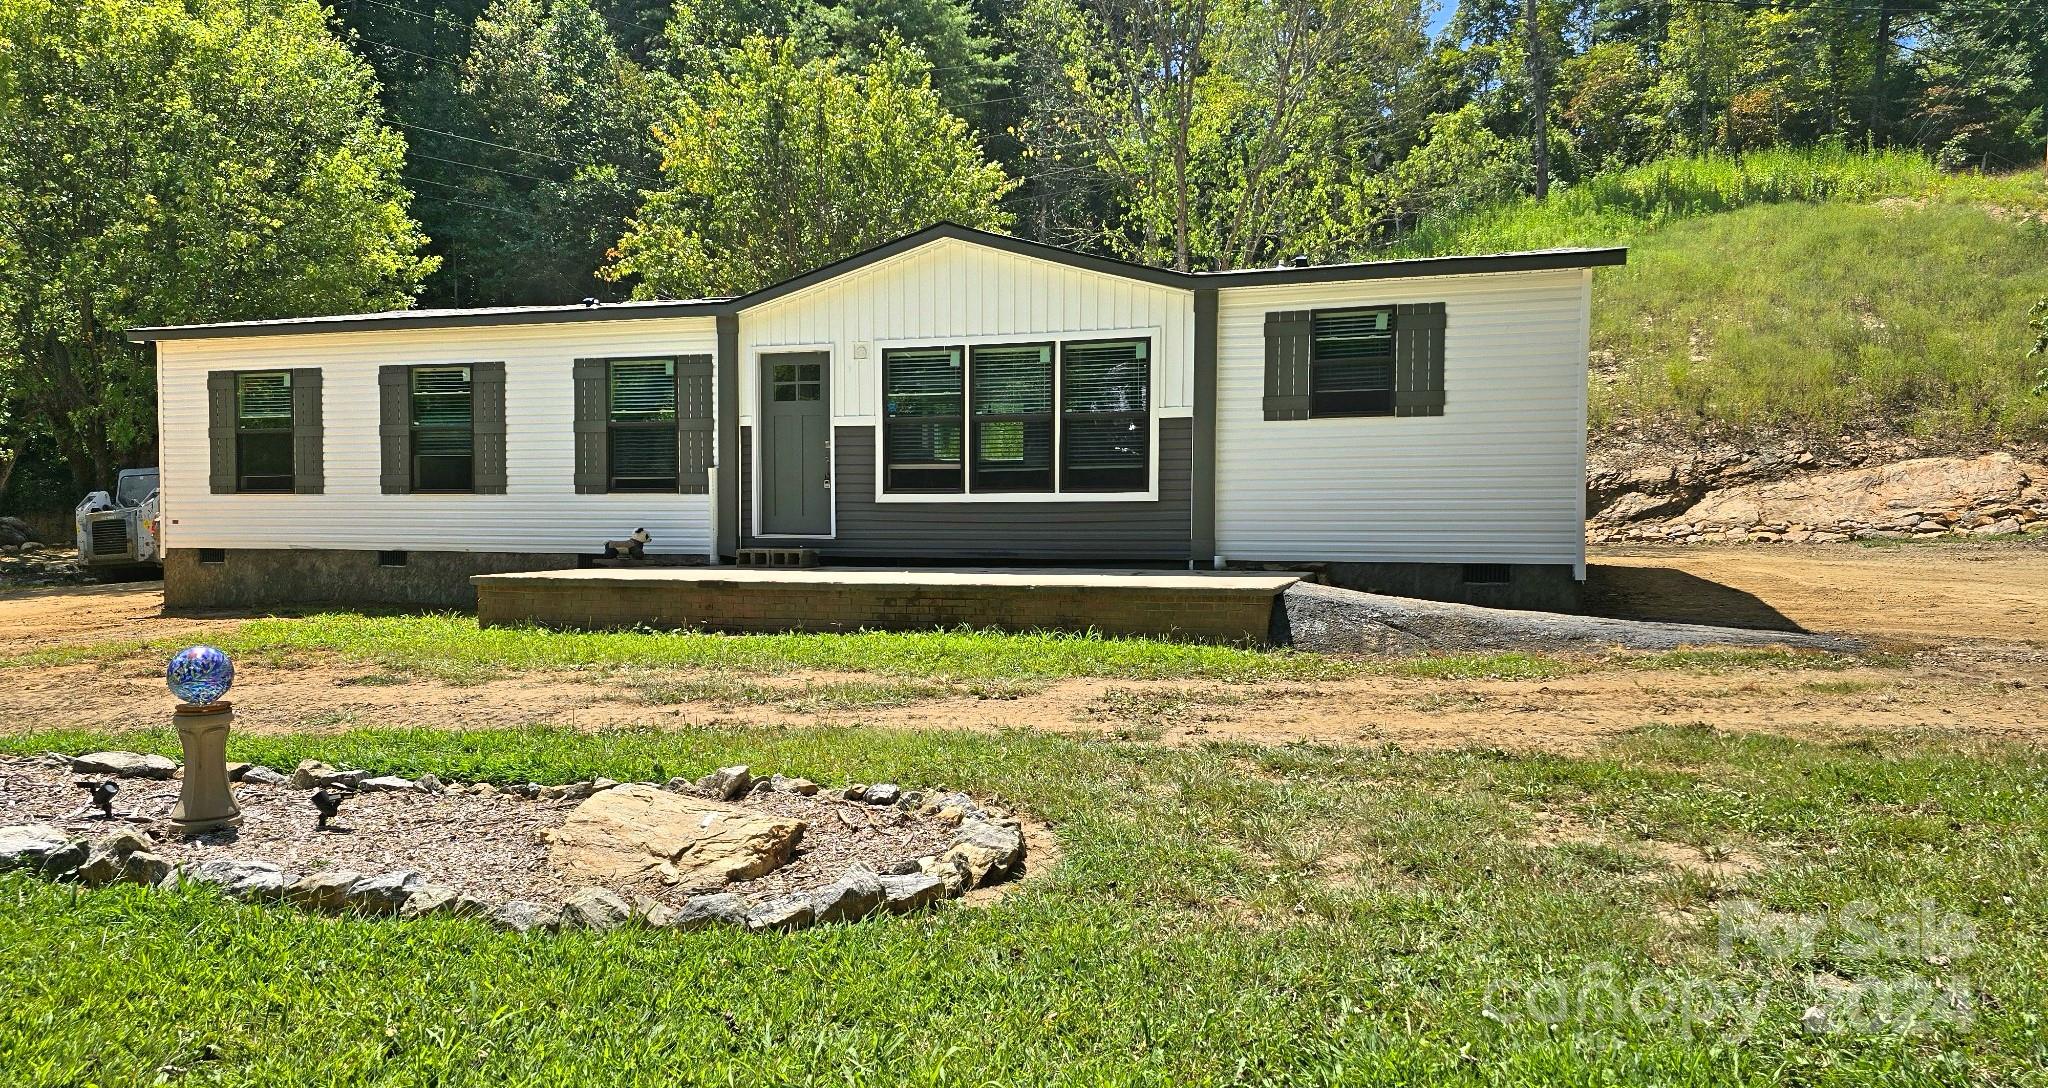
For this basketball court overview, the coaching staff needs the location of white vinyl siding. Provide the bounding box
[739,237,1194,425]
[156,317,718,555]
[1213,268,1592,574]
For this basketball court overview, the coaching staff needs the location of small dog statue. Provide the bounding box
[603,528,651,560]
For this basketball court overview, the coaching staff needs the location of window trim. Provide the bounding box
[871,328,1161,504]
[407,364,476,493]
[1307,305,1398,419]
[605,357,683,493]
[233,370,296,494]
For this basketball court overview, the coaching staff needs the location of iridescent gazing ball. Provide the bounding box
[166,645,234,706]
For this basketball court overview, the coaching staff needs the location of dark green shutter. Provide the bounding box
[472,361,507,494]
[573,358,607,494]
[1262,310,1312,420]
[1392,303,1447,417]
[379,366,411,494]
[290,368,323,493]
[207,372,236,493]
[676,355,713,495]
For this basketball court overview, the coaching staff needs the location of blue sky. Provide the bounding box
[1428,2,1457,38]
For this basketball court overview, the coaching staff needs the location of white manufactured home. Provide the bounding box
[129,223,1624,613]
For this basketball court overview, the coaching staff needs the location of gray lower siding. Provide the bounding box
[163,548,580,610]
[741,419,1195,562]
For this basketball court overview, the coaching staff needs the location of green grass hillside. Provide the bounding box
[1394,148,2048,446]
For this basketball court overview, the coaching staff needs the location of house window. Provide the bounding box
[410,366,473,492]
[608,358,679,491]
[1311,307,1395,417]
[234,371,295,492]
[882,346,965,493]
[1059,339,1149,492]
[969,343,1053,492]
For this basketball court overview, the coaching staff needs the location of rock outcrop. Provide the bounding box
[1590,451,2048,544]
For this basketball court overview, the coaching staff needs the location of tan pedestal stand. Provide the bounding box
[170,701,242,834]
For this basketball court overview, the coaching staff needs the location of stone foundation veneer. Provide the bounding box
[163,548,583,610]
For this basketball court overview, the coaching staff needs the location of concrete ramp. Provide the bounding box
[1280,581,1864,655]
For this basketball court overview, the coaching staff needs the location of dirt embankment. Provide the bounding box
[3,543,2047,755]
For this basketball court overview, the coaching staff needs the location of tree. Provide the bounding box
[404,0,663,306]
[0,0,434,490]
[606,36,1016,298]
[813,0,1010,129]
[1015,0,1430,269]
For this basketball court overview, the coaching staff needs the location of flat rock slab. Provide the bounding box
[546,784,805,889]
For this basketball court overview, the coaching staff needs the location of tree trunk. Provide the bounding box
[1525,0,1549,198]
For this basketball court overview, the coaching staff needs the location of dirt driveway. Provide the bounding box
[1586,540,2048,644]
[3,541,2045,753]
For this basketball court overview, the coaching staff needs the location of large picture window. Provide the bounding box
[882,346,965,492]
[969,343,1054,492]
[608,358,679,491]
[410,366,473,492]
[1310,307,1395,416]
[1059,339,1149,493]
[234,371,295,492]
[881,335,1152,498]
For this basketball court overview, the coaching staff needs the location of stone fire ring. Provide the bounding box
[0,755,1030,935]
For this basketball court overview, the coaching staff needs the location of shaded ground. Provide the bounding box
[1586,539,2048,643]
[3,539,2045,753]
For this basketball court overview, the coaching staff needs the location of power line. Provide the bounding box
[343,0,668,45]
[387,118,662,188]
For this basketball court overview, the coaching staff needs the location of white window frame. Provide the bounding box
[872,328,1161,504]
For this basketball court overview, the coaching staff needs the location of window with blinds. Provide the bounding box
[234,371,295,492]
[883,346,965,492]
[883,337,1151,497]
[1311,307,1395,416]
[410,366,473,492]
[969,343,1053,492]
[1060,339,1149,492]
[608,358,679,491]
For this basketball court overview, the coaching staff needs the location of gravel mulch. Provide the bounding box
[0,757,969,909]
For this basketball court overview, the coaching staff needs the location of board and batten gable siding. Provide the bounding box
[1212,268,1593,574]
[738,236,1196,426]
[154,317,719,555]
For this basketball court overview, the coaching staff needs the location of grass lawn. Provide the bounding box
[0,611,1887,688]
[4,721,2043,1085]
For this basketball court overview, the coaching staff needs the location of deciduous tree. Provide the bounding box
[606,36,1015,298]
[0,0,434,489]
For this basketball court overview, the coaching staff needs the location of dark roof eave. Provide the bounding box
[124,299,729,343]
[1191,247,1627,287]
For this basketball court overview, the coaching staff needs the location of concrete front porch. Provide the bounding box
[472,567,1304,643]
